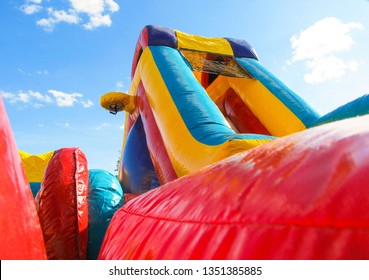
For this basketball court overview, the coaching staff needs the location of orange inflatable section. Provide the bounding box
[99,115,369,260]
[0,98,46,260]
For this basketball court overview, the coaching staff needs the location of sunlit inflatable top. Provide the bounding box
[131,25,258,79]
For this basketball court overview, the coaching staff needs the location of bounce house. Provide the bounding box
[1,108,123,259]
[2,25,369,260]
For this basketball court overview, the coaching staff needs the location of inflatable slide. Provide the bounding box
[99,25,369,259]
[101,25,369,193]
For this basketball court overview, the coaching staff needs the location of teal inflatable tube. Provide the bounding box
[312,94,369,127]
[87,169,124,259]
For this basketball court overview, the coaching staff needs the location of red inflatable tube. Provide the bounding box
[222,88,271,135]
[36,147,89,259]
[137,82,178,184]
[0,98,46,259]
[99,115,369,260]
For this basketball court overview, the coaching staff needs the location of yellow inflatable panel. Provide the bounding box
[227,77,307,136]
[19,150,54,182]
[130,47,272,177]
[175,30,234,56]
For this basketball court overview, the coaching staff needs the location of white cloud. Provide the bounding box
[50,9,80,24]
[116,81,124,89]
[0,91,17,103]
[69,0,105,15]
[36,18,53,31]
[48,90,82,107]
[21,0,119,31]
[0,90,32,104]
[105,0,119,12]
[0,90,51,108]
[288,17,364,84]
[84,14,112,30]
[81,99,94,108]
[21,4,43,14]
[1,89,93,108]
[29,90,53,103]
[36,8,80,32]
[304,56,359,85]
[20,1,44,15]
[18,93,31,103]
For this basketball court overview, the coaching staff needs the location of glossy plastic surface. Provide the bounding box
[36,147,89,259]
[0,98,46,259]
[99,115,369,260]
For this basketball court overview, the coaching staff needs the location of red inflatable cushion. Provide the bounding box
[0,98,46,259]
[99,116,369,260]
[36,147,89,259]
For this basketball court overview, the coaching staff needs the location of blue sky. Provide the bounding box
[1,0,369,174]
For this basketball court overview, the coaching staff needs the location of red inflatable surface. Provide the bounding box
[0,98,46,259]
[36,147,89,259]
[99,115,369,260]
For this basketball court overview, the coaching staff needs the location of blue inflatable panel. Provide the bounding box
[146,25,178,48]
[121,116,160,193]
[312,94,369,127]
[87,169,124,260]
[225,37,258,59]
[29,182,41,198]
